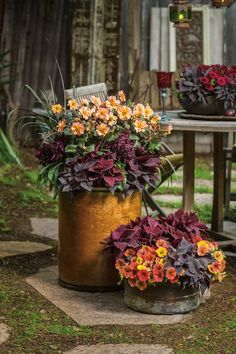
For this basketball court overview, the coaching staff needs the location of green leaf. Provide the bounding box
[65,144,77,153]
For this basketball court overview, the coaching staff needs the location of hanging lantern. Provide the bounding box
[169,0,192,28]
[211,0,233,7]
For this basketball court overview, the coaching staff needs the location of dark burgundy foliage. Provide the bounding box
[36,137,66,166]
[104,209,208,257]
[58,151,124,193]
[58,132,161,195]
[167,238,213,292]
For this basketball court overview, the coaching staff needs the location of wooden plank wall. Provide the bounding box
[0,0,73,113]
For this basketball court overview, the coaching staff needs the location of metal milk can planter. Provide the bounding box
[58,189,141,292]
[124,282,201,314]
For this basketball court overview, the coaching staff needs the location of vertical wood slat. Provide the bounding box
[211,133,225,232]
[183,131,195,212]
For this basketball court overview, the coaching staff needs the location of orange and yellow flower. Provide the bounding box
[156,239,168,249]
[96,123,110,136]
[79,106,92,120]
[214,250,224,262]
[96,108,109,121]
[51,104,63,114]
[134,120,148,133]
[71,122,85,136]
[133,103,145,118]
[91,95,101,107]
[118,90,126,102]
[117,106,132,120]
[57,119,66,132]
[197,245,209,256]
[107,113,117,126]
[68,99,79,110]
[144,105,153,118]
[151,115,161,125]
[208,261,222,274]
[106,96,120,108]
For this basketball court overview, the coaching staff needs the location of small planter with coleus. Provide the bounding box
[104,209,226,314]
[25,88,172,291]
[178,64,236,116]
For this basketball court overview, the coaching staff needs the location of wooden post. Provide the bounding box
[211,132,225,232]
[183,131,195,212]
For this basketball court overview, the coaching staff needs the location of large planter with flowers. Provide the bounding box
[105,209,226,313]
[19,88,171,291]
[178,64,236,116]
[58,189,141,291]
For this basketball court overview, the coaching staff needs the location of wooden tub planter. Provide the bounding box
[58,189,141,292]
[124,282,201,314]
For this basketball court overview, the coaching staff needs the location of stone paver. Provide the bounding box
[64,344,173,354]
[30,217,58,240]
[26,266,189,326]
[0,323,10,345]
[0,241,52,258]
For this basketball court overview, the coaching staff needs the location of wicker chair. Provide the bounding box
[65,83,183,215]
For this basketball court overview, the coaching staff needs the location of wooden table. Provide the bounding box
[168,111,236,233]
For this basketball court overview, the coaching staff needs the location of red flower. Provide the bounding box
[217,77,227,86]
[208,70,218,79]
[137,269,150,282]
[199,77,210,85]
[204,83,215,92]
[153,263,163,274]
[166,267,177,281]
[153,269,164,282]
[135,279,147,290]
[128,278,136,287]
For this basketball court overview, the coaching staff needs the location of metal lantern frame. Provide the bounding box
[169,0,192,28]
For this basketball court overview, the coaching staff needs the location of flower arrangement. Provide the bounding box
[105,209,226,292]
[178,64,236,109]
[31,89,172,195]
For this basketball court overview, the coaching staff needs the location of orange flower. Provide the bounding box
[134,120,148,133]
[166,267,177,281]
[117,106,132,120]
[90,95,101,107]
[133,103,145,118]
[135,279,147,291]
[118,90,126,102]
[71,122,85,136]
[67,99,79,110]
[144,105,153,118]
[115,258,126,271]
[96,123,110,136]
[107,113,117,126]
[79,106,92,119]
[51,104,63,114]
[156,239,168,249]
[137,269,150,282]
[208,261,222,274]
[57,119,66,132]
[153,263,163,274]
[96,108,109,121]
[79,98,89,107]
[153,269,164,282]
[214,272,226,282]
[151,115,160,125]
[128,278,136,287]
[197,245,209,256]
[124,249,135,257]
[106,96,120,108]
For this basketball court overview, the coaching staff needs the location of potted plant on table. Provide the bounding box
[104,209,226,313]
[178,64,236,116]
[18,88,172,291]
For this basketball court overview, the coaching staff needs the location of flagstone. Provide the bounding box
[26,266,189,326]
[0,241,52,259]
[0,323,10,345]
[30,217,58,240]
[64,344,173,354]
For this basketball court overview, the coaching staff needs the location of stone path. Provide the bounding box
[64,344,173,354]
[0,323,10,345]
[30,217,58,240]
[0,241,52,259]
[26,266,189,326]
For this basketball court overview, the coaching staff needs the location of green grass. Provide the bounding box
[0,217,11,232]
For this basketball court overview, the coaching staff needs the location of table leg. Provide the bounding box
[183,131,195,212]
[211,132,225,232]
